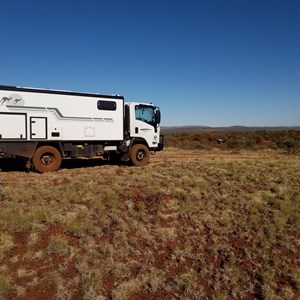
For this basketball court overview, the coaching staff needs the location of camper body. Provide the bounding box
[0,85,163,172]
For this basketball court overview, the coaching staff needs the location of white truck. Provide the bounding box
[0,85,163,172]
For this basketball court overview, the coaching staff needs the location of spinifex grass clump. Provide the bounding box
[0,149,299,299]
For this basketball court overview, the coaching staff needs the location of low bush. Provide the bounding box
[163,130,300,153]
[277,138,300,155]
[226,135,256,149]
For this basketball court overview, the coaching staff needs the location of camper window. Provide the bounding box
[97,100,116,111]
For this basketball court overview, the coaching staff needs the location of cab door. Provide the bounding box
[131,104,159,148]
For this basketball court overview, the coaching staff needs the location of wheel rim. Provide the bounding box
[136,150,146,161]
[40,153,55,166]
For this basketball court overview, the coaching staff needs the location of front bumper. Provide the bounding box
[157,135,164,151]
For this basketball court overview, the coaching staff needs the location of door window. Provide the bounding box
[135,105,155,126]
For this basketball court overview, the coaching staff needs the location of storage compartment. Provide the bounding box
[0,113,27,139]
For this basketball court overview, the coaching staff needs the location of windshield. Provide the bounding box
[135,105,156,126]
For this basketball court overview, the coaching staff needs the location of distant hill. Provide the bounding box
[161,125,300,133]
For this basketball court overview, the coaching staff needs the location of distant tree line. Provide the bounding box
[162,130,300,154]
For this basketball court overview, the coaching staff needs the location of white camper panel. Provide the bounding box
[0,90,124,141]
[0,113,26,139]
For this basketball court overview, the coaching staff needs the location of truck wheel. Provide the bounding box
[129,144,150,166]
[32,146,62,173]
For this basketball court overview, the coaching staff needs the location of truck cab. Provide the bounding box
[124,102,164,166]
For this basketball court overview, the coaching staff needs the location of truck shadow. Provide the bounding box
[0,158,125,172]
[0,158,27,172]
[61,158,116,169]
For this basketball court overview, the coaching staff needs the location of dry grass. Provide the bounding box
[0,148,299,299]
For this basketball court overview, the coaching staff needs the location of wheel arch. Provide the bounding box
[130,137,149,149]
[34,142,64,157]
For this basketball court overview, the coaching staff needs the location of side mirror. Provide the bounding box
[155,110,161,124]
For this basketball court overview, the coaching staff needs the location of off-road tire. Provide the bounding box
[32,146,62,173]
[129,144,150,166]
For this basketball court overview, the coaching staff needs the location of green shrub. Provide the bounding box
[163,130,300,151]
[226,135,256,149]
[277,138,300,155]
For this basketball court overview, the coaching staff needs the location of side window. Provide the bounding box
[97,100,116,111]
[135,105,155,125]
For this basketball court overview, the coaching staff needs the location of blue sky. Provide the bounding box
[0,0,299,126]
